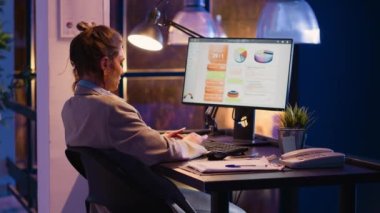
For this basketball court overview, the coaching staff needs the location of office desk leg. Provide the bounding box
[340,183,356,213]
[280,187,298,213]
[210,191,229,213]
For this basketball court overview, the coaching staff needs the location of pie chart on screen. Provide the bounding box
[254,50,273,63]
[234,48,248,63]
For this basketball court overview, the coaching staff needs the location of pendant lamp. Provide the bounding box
[168,0,219,45]
[256,0,320,44]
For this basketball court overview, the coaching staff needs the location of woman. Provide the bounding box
[62,22,208,166]
[62,22,245,213]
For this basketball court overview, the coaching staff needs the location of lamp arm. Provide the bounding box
[167,20,204,38]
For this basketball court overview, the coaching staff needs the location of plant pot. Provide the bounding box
[278,128,307,154]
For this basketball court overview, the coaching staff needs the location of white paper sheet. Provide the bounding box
[184,157,284,173]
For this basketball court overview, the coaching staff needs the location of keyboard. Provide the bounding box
[202,140,248,156]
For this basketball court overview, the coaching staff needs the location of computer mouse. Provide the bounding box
[206,151,228,161]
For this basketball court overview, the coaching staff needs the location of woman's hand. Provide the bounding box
[162,128,208,144]
[182,132,208,145]
[163,127,186,139]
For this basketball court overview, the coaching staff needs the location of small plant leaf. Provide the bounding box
[280,103,315,129]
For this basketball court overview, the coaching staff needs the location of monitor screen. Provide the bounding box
[182,38,294,144]
[182,37,293,110]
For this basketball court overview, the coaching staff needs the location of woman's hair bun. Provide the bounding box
[76,21,96,32]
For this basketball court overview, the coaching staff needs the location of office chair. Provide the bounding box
[65,146,196,213]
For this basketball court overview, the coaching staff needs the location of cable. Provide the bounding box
[232,190,243,204]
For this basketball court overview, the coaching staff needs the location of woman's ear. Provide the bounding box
[100,56,110,72]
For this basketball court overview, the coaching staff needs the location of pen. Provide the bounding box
[225,164,258,168]
[166,127,186,139]
[171,133,184,139]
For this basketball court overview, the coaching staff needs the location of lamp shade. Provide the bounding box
[127,8,164,51]
[256,0,320,44]
[128,23,163,51]
[168,0,218,45]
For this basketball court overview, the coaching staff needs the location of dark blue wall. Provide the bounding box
[296,1,380,212]
[300,0,380,159]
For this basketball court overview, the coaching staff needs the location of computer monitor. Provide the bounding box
[182,37,294,145]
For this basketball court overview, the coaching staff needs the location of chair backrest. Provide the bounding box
[65,146,196,213]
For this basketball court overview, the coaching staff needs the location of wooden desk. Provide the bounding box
[156,145,380,213]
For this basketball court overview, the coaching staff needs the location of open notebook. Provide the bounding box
[183,157,284,174]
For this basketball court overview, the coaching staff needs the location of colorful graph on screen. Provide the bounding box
[234,48,248,63]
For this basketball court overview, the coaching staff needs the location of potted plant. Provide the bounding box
[278,103,315,153]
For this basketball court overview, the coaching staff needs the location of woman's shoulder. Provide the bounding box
[93,94,138,112]
[89,93,126,105]
[64,92,138,115]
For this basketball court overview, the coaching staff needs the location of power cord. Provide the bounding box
[232,190,243,204]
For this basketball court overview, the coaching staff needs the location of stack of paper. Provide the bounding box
[184,157,284,173]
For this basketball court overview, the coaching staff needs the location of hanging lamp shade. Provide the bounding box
[168,0,218,45]
[256,0,320,44]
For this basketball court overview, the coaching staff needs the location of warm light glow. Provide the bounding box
[127,35,163,51]
[127,0,226,49]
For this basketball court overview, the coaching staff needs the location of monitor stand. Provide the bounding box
[232,107,270,146]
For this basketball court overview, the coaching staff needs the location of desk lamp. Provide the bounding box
[127,0,209,51]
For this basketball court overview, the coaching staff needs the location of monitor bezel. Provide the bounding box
[181,37,294,112]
